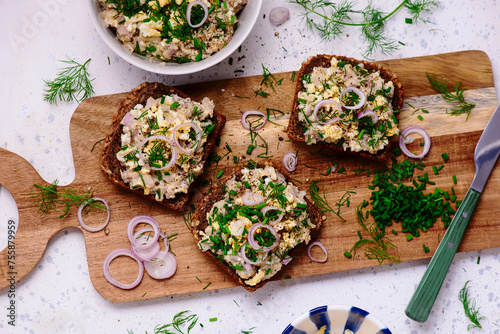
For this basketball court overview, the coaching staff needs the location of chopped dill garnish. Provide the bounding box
[43,58,95,105]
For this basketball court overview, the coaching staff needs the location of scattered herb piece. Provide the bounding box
[309,181,355,221]
[426,73,476,120]
[348,203,400,265]
[209,317,218,322]
[459,281,486,330]
[31,180,105,218]
[91,138,105,152]
[44,58,95,105]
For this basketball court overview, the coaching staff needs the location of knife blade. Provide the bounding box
[405,104,500,322]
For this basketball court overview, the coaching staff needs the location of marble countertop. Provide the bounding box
[1,1,500,333]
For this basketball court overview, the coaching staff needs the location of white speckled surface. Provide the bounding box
[1,1,500,333]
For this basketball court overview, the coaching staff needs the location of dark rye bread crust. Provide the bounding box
[190,162,323,292]
[288,54,405,161]
[100,82,226,212]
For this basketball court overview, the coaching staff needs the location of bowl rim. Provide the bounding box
[283,304,390,334]
[85,0,263,75]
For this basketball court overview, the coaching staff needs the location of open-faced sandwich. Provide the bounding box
[191,161,322,291]
[98,0,248,63]
[100,82,226,212]
[288,54,405,161]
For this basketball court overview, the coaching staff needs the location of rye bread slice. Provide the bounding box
[190,161,323,292]
[100,82,226,212]
[287,54,405,161]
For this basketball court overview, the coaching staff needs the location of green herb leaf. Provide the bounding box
[43,58,95,105]
[459,281,486,330]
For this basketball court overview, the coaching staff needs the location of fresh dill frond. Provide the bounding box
[44,58,95,105]
[308,181,354,221]
[404,0,440,24]
[426,72,476,120]
[290,0,439,57]
[31,180,105,218]
[349,202,400,265]
[153,310,199,334]
[459,281,486,330]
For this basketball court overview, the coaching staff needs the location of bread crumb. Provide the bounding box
[322,215,327,221]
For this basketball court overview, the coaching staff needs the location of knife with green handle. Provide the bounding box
[405,104,500,322]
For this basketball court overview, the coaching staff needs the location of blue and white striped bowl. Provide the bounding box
[282,305,392,334]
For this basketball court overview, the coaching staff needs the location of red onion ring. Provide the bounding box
[122,112,133,127]
[241,110,267,131]
[144,250,177,279]
[340,87,366,110]
[261,206,284,225]
[242,192,265,206]
[357,108,379,124]
[269,7,290,25]
[172,122,202,154]
[130,227,161,262]
[239,246,266,265]
[127,215,160,250]
[307,241,328,263]
[248,223,279,252]
[398,125,431,159]
[78,197,110,232]
[283,152,298,172]
[313,100,342,125]
[186,1,208,28]
[138,135,178,171]
[102,248,144,289]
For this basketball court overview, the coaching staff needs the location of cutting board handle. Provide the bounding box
[0,148,79,288]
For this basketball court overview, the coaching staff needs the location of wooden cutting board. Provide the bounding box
[1,50,498,303]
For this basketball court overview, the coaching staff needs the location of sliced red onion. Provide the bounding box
[186,1,208,28]
[78,197,110,232]
[358,108,379,124]
[261,206,284,225]
[127,215,160,251]
[307,241,328,263]
[122,112,133,127]
[239,246,266,265]
[269,7,290,25]
[102,248,144,289]
[248,223,279,252]
[144,250,177,279]
[340,86,366,110]
[130,227,161,262]
[313,100,342,125]
[282,255,292,265]
[172,122,202,154]
[242,192,265,206]
[138,135,178,171]
[283,152,298,172]
[398,126,431,159]
[145,97,158,109]
[242,263,255,276]
[241,110,267,131]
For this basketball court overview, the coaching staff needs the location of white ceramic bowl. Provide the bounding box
[86,0,262,75]
[282,305,392,334]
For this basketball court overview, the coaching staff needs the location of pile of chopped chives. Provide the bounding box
[367,157,456,238]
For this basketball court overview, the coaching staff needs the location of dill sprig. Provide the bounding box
[349,202,400,265]
[44,58,95,105]
[426,72,476,120]
[291,0,439,57]
[127,310,199,334]
[459,281,486,330]
[31,180,105,218]
[308,180,354,221]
